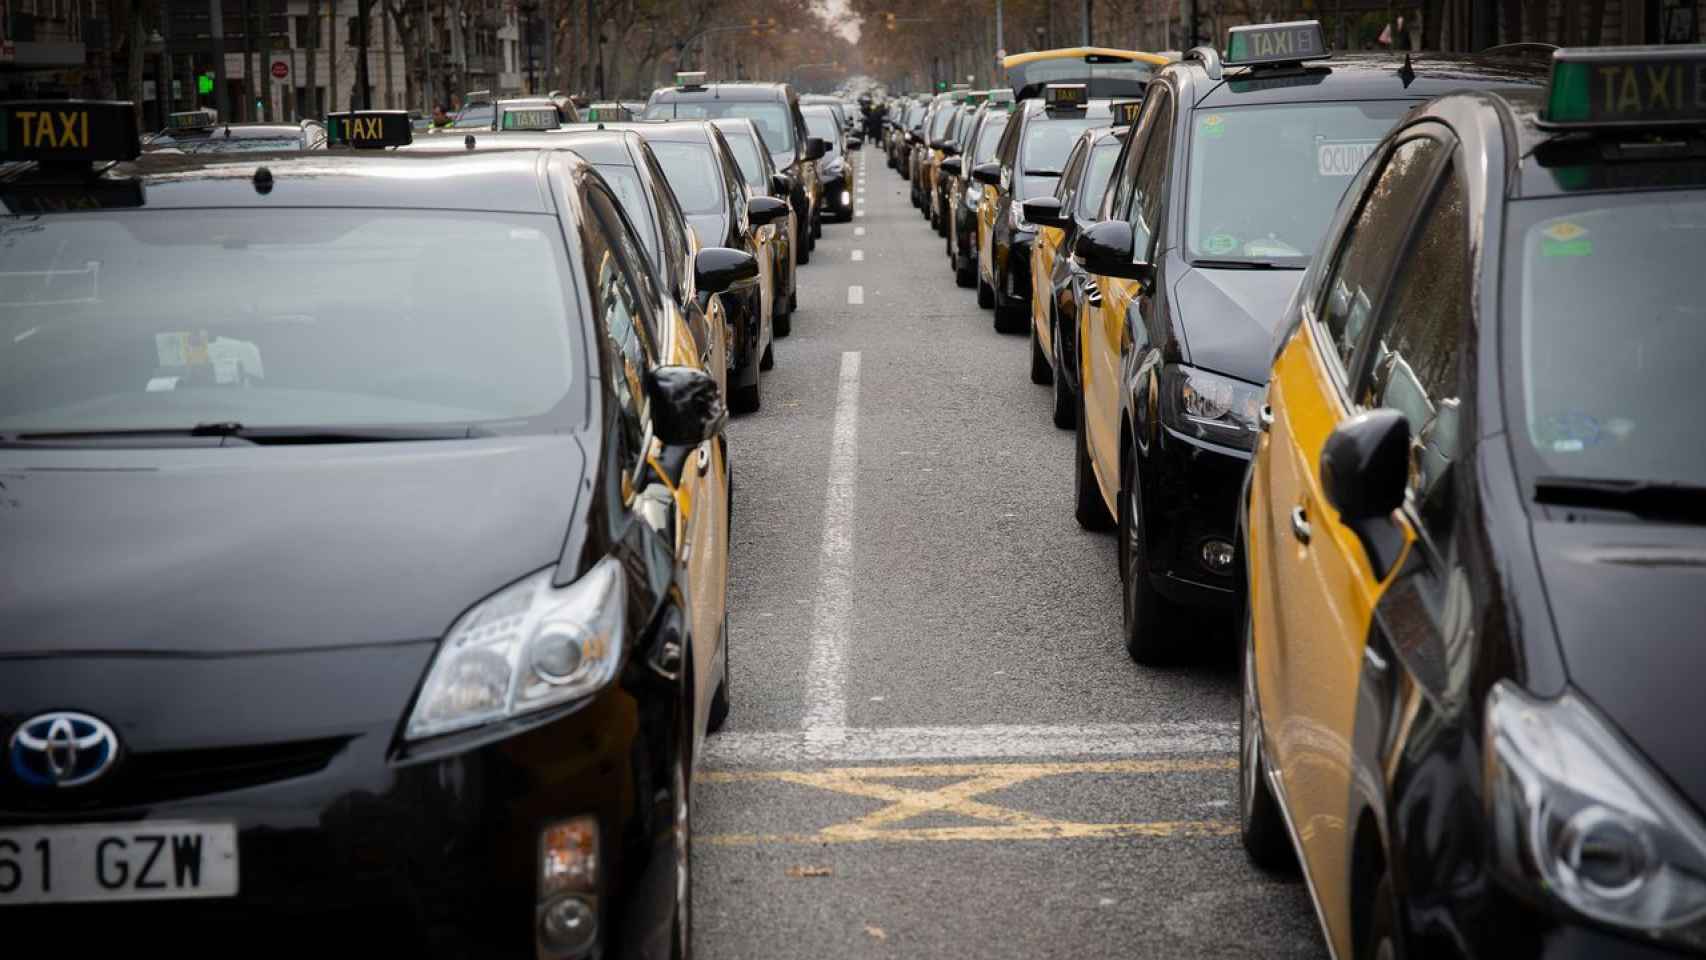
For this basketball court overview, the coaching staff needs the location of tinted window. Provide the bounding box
[648,140,727,215]
[0,211,580,433]
[1054,140,1089,204]
[646,100,795,152]
[1318,136,1443,372]
[804,109,840,156]
[1356,164,1468,540]
[1126,91,1174,255]
[722,130,767,189]
[973,115,1009,164]
[1185,100,1411,264]
[1077,141,1121,219]
[1006,57,1155,100]
[176,136,303,154]
[593,163,659,264]
[643,147,693,298]
[1022,116,1098,173]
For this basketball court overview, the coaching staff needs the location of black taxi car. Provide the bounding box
[643,73,826,264]
[711,116,801,331]
[944,97,1013,288]
[0,104,752,960]
[1071,21,1544,662]
[1241,45,1706,960]
[146,108,327,153]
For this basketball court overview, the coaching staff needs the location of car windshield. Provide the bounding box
[0,210,579,434]
[974,115,1009,164]
[174,136,303,154]
[1022,116,1097,173]
[1077,140,1121,218]
[648,141,726,215]
[646,100,795,153]
[452,104,494,129]
[1508,193,1706,488]
[1185,100,1410,264]
[1008,58,1154,100]
[928,106,956,141]
[804,110,840,157]
[594,163,660,264]
[721,131,768,190]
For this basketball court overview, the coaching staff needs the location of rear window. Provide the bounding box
[648,140,728,215]
[974,116,1009,164]
[1022,116,1098,173]
[645,100,795,153]
[721,131,767,190]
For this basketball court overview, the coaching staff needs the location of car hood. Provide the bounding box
[0,437,585,656]
[689,213,732,248]
[1531,520,1706,810]
[1173,267,1306,384]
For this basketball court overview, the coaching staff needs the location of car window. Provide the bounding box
[722,130,768,190]
[640,147,692,298]
[587,183,664,348]
[592,163,659,266]
[710,134,750,224]
[804,109,840,157]
[1316,136,1444,375]
[647,140,727,216]
[973,115,1008,165]
[1077,141,1121,220]
[1355,163,1468,544]
[647,99,795,152]
[1125,88,1174,257]
[1022,118,1098,174]
[1054,139,1090,205]
[1106,89,1164,221]
[996,111,1023,167]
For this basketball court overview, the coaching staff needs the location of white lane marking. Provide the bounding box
[846,285,864,305]
[801,352,862,739]
[854,226,866,237]
[851,249,865,262]
[705,722,1237,768]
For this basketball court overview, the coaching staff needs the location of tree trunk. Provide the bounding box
[1584,0,1606,44]
[328,0,338,111]
[305,0,319,117]
[127,0,146,126]
[258,0,273,120]
[383,1,394,108]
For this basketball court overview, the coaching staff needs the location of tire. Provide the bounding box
[1073,390,1115,532]
[955,250,976,288]
[1119,452,1181,664]
[1051,313,1076,430]
[1361,874,1401,960]
[789,290,798,312]
[977,273,994,309]
[707,612,731,733]
[730,371,760,414]
[1029,316,1052,385]
[1240,612,1294,869]
[669,718,693,960]
[775,309,792,338]
[992,275,1026,334]
[797,234,811,266]
[760,343,774,371]
[812,214,823,240]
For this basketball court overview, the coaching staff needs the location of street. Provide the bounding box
[693,147,1328,959]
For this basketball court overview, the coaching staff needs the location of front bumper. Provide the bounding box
[821,173,852,217]
[1143,427,1251,607]
[1001,230,1036,303]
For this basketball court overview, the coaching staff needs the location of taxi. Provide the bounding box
[908,92,953,208]
[1070,21,1544,662]
[1240,46,1706,960]
[945,95,1013,288]
[710,116,800,333]
[972,85,1117,332]
[926,90,983,235]
[492,96,581,129]
[1020,114,1132,428]
[146,108,327,153]
[0,103,751,959]
[583,101,635,122]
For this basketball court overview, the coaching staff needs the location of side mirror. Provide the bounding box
[931,138,952,150]
[939,157,962,176]
[971,161,1001,186]
[1320,408,1411,578]
[1022,196,1068,230]
[941,144,961,157]
[848,136,863,149]
[646,365,727,447]
[770,172,796,197]
[805,137,828,161]
[1072,220,1155,284]
[748,195,790,226]
[694,246,759,295]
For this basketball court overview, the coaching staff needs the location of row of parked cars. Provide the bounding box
[0,75,861,958]
[871,28,1706,960]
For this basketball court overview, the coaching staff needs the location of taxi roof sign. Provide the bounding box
[0,100,141,164]
[1111,99,1143,125]
[675,71,708,90]
[326,110,412,149]
[1044,84,1088,112]
[1223,20,1330,68]
[1540,46,1706,129]
[497,103,560,131]
[168,108,219,132]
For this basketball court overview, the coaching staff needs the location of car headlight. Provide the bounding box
[1161,364,1262,449]
[406,557,625,740]
[964,184,982,210]
[1486,682,1706,945]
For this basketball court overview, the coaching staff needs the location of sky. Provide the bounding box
[816,0,862,44]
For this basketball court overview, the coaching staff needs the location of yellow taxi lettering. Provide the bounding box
[17,110,45,148]
[57,111,86,149]
[1647,65,1677,110]
[1617,67,1642,113]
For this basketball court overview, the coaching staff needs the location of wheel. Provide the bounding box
[730,371,761,414]
[977,273,994,309]
[1240,612,1293,869]
[760,343,774,371]
[1029,315,1052,385]
[1119,451,1181,663]
[789,290,798,312]
[992,267,1026,334]
[1361,874,1401,960]
[1051,314,1076,430]
[955,247,976,288]
[707,613,731,733]
[812,214,823,240]
[669,717,693,960]
[796,232,811,265]
[775,309,792,338]
[1073,390,1114,531]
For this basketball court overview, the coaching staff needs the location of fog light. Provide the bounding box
[539,894,599,954]
[840,190,852,206]
[1200,538,1235,574]
[541,816,599,896]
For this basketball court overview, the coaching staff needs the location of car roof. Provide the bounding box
[406,127,644,165]
[651,82,791,103]
[1183,51,1548,108]
[1,149,561,214]
[595,120,713,144]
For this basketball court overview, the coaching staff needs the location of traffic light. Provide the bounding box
[197,73,214,95]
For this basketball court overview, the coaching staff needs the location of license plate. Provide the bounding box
[0,822,238,906]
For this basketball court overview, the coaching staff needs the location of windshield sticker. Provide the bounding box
[1244,237,1305,258]
[1534,412,1602,452]
[1317,140,1378,177]
[1198,114,1226,139]
[1203,233,1238,255]
[1540,221,1593,257]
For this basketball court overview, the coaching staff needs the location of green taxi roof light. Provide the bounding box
[1545,59,1592,124]
[1538,46,1706,129]
[1223,19,1330,67]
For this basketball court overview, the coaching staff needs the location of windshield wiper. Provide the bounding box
[1534,475,1706,522]
[1191,258,1297,270]
[2,422,496,448]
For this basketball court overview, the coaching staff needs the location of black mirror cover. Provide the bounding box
[1320,409,1411,521]
[848,136,863,148]
[971,162,1001,186]
[646,365,727,447]
[1022,196,1068,229]
[748,195,790,226]
[770,172,795,197]
[939,157,962,176]
[805,136,828,161]
[695,246,759,295]
[1072,220,1153,283]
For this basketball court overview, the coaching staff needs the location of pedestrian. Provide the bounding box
[431,103,452,128]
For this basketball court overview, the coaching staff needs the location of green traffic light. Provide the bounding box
[197,74,214,95]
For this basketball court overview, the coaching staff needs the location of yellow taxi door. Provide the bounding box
[1257,134,1448,957]
[977,185,997,282]
[1032,223,1061,350]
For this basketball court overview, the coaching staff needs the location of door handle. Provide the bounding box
[1290,505,1311,545]
[1085,282,1102,307]
[1259,404,1274,432]
[697,446,711,476]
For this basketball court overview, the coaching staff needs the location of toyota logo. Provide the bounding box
[8,711,120,788]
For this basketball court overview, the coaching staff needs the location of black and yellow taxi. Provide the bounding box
[927,90,984,236]
[1070,21,1543,662]
[145,108,328,153]
[0,103,751,959]
[944,93,1014,288]
[908,91,954,209]
[1240,45,1706,960]
[1019,112,1132,427]
[972,85,1117,332]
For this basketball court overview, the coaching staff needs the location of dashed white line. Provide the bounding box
[854,226,866,237]
[801,352,862,739]
[846,285,864,305]
[851,249,865,262]
[704,722,1238,767]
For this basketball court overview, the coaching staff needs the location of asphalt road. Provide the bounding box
[692,145,1328,960]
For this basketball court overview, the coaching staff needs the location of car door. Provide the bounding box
[980,110,1022,282]
[1034,138,1089,353]
[1259,130,1450,957]
[1087,86,1173,510]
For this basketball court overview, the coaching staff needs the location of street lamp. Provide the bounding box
[518,0,538,94]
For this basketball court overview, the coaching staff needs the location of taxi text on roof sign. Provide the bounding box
[501,107,559,131]
[1223,20,1330,67]
[168,108,218,131]
[1541,45,1706,128]
[1111,100,1143,125]
[676,71,708,89]
[0,100,140,163]
[326,110,412,148]
[1044,84,1088,111]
